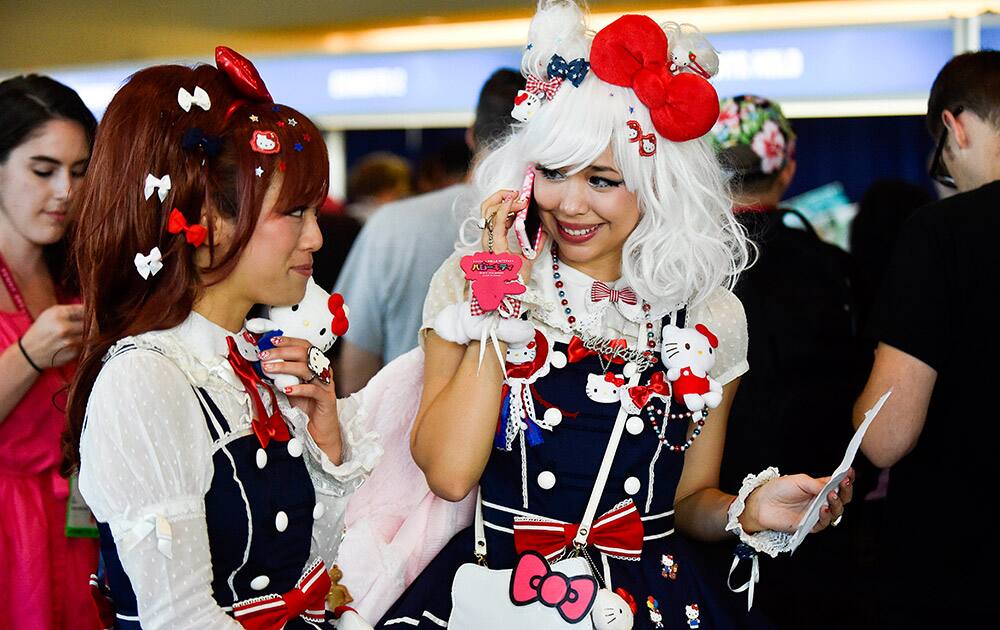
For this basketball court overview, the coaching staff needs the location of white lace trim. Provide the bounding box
[725,466,793,558]
[104,331,242,397]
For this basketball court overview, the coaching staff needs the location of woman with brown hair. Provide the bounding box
[0,74,98,630]
[65,48,379,628]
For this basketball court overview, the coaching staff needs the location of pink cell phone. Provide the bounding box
[514,166,545,259]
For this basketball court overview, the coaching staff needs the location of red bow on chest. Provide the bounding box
[226,336,290,448]
[566,335,628,365]
[513,499,644,561]
[628,371,671,410]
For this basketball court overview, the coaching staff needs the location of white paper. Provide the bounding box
[789,390,891,551]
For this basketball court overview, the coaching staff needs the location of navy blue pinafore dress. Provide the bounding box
[378,311,772,629]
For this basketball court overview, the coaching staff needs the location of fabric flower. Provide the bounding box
[750,120,786,174]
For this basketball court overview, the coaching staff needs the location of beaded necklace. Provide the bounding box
[550,244,658,370]
[645,401,708,452]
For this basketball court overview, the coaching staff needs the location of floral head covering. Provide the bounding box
[710,94,795,178]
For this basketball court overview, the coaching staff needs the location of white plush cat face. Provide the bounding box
[586,372,624,404]
[661,325,716,374]
[591,590,634,630]
[506,341,537,365]
[685,605,700,620]
[265,277,338,351]
[662,555,674,567]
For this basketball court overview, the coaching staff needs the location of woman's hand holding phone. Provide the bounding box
[479,189,542,284]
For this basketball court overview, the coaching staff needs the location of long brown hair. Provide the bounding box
[63,61,328,474]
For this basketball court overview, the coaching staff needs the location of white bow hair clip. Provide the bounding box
[134,247,163,280]
[143,173,171,202]
[177,86,211,112]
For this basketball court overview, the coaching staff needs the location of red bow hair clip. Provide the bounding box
[590,15,720,142]
[167,208,208,247]
[328,293,350,337]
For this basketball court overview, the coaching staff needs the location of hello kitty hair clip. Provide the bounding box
[626,120,657,157]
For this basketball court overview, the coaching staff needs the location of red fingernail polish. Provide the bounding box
[259,351,269,359]
[284,387,292,393]
[273,337,282,345]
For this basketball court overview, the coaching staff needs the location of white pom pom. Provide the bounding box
[522,1,591,80]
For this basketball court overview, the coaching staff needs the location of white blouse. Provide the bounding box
[78,311,382,629]
[421,243,749,386]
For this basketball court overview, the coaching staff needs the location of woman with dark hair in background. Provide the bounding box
[0,75,98,629]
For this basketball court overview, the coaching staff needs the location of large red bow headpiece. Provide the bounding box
[590,15,720,142]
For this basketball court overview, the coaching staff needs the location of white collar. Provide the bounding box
[170,311,258,387]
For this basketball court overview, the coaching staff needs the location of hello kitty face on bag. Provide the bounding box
[511,90,542,123]
[586,372,625,404]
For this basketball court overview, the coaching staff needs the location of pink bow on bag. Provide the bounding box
[509,550,598,623]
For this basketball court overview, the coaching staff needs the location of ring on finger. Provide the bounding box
[306,346,333,386]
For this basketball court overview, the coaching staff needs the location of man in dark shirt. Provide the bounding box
[856,50,1000,625]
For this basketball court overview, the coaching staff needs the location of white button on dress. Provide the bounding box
[313,502,326,519]
[256,448,268,469]
[287,438,303,458]
[250,575,270,591]
[624,476,641,495]
[626,416,644,435]
[537,471,556,490]
[275,511,288,532]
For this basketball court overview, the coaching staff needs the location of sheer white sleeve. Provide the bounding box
[278,387,382,566]
[78,348,242,629]
[689,286,750,386]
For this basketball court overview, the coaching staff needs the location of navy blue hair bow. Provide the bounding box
[181,127,223,158]
[547,54,590,88]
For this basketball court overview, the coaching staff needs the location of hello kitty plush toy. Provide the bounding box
[246,277,349,389]
[661,324,723,411]
[497,329,568,450]
[591,587,636,630]
[685,603,701,629]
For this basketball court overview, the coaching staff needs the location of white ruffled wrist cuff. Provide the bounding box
[725,466,794,611]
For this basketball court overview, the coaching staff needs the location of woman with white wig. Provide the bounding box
[377,2,853,628]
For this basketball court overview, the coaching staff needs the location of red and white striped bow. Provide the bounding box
[526,75,564,100]
[514,499,645,561]
[591,281,638,305]
[231,559,330,629]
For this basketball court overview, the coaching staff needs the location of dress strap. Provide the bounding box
[0,251,30,318]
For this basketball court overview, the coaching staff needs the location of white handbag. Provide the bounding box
[447,372,642,630]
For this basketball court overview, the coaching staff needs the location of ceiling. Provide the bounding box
[0,0,808,70]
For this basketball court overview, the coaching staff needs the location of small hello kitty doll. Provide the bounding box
[661,323,723,411]
[586,371,626,404]
[497,330,568,449]
[590,588,636,630]
[646,596,664,629]
[667,26,720,79]
[246,277,349,390]
[661,554,678,580]
[511,90,542,122]
[685,603,701,629]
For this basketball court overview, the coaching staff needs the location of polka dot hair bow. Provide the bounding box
[590,15,720,142]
